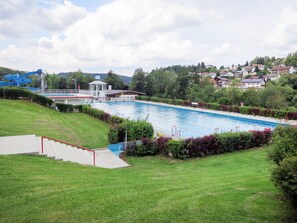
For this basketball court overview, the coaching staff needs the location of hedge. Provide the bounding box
[269,126,297,165]
[272,156,297,205]
[82,105,111,122]
[126,129,272,159]
[0,87,53,108]
[136,96,297,120]
[56,103,74,113]
[108,120,154,144]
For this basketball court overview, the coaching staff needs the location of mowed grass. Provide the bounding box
[0,147,295,223]
[0,99,109,148]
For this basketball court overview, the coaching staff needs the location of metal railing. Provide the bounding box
[39,89,79,94]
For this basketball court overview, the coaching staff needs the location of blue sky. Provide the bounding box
[0,0,297,75]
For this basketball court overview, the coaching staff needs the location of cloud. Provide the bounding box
[0,0,87,38]
[263,7,297,52]
[0,0,223,74]
[39,0,87,31]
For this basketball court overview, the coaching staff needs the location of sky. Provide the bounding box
[1,0,297,76]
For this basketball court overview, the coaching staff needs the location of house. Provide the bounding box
[264,74,280,82]
[271,66,294,75]
[214,77,230,87]
[222,71,235,78]
[240,79,265,89]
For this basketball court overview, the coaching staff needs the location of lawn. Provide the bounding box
[0,99,109,148]
[0,147,295,223]
[0,99,296,222]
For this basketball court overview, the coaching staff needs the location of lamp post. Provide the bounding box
[72,78,77,91]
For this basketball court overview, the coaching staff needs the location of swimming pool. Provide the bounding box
[93,101,279,139]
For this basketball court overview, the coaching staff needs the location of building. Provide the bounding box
[271,66,295,75]
[264,74,280,81]
[105,90,145,99]
[240,79,265,89]
[88,80,108,97]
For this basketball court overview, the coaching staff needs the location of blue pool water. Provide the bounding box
[94,101,279,139]
[108,143,124,156]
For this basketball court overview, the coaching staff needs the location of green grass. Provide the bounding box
[0,99,109,148]
[0,147,296,223]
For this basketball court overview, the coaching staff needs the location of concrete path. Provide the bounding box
[0,135,129,169]
[95,149,129,169]
[0,135,39,154]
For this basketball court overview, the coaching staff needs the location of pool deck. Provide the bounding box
[135,100,297,126]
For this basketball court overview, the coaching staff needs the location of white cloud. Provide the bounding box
[39,0,87,31]
[3,0,296,75]
[0,0,221,74]
[0,0,87,38]
[263,7,297,52]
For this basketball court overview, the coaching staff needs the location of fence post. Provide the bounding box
[93,151,96,166]
[41,136,44,154]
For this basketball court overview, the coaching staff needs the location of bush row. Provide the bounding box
[0,87,53,108]
[0,87,126,124]
[269,126,297,205]
[125,129,272,158]
[108,120,154,144]
[136,96,297,120]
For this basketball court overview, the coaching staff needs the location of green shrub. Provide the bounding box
[108,119,154,144]
[82,105,110,122]
[0,87,53,108]
[56,103,74,113]
[122,120,154,141]
[0,87,32,99]
[74,105,83,112]
[208,103,220,110]
[167,140,188,159]
[216,132,253,153]
[108,126,119,144]
[110,115,125,125]
[272,156,297,205]
[134,138,158,156]
[269,126,297,165]
[32,94,53,107]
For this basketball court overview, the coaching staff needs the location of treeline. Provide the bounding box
[251,52,297,67]
[131,68,297,110]
[32,70,128,90]
[0,67,25,79]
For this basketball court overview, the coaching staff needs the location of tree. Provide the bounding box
[47,74,61,89]
[104,70,125,90]
[245,61,249,66]
[186,78,216,102]
[242,89,260,106]
[285,52,297,67]
[131,68,146,92]
[260,83,288,109]
[144,75,155,96]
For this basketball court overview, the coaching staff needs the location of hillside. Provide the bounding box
[0,100,109,148]
[0,147,294,222]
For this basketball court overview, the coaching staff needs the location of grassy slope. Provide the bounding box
[0,99,109,148]
[0,148,295,223]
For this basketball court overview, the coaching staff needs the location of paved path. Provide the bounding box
[0,135,129,169]
[95,149,129,169]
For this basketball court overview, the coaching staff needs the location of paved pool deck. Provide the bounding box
[135,100,297,126]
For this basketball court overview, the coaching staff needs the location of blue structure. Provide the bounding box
[0,69,44,88]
